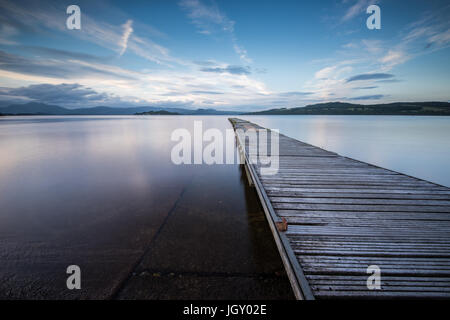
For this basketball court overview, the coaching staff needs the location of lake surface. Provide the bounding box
[0,114,449,299]
[0,115,293,299]
[242,115,450,187]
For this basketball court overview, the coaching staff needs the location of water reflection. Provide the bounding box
[241,115,450,187]
[0,115,293,300]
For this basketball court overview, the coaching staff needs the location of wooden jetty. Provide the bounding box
[229,118,450,300]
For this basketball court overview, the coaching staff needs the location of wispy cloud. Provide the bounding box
[21,46,112,63]
[361,39,383,54]
[348,94,384,100]
[179,0,234,33]
[190,90,223,95]
[0,0,179,66]
[0,50,136,80]
[354,86,378,90]
[428,29,450,47]
[3,83,110,105]
[341,0,378,22]
[119,20,134,56]
[346,73,394,82]
[376,79,402,83]
[0,23,19,45]
[200,65,251,75]
[282,2,447,105]
[379,50,409,69]
[179,0,251,63]
[399,6,450,56]
[279,91,313,97]
[233,43,252,64]
[315,66,337,79]
[0,83,199,108]
[1,0,448,109]
[402,7,450,48]
[0,46,272,109]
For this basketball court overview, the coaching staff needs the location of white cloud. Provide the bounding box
[401,6,450,51]
[342,0,377,22]
[233,43,252,64]
[119,20,134,56]
[0,47,273,109]
[428,29,450,47]
[179,0,251,64]
[403,26,435,43]
[308,62,356,100]
[361,39,383,54]
[0,0,179,66]
[380,50,409,69]
[315,66,337,79]
[179,0,234,33]
[342,42,358,49]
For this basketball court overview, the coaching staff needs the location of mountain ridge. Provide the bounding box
[1,101,450,116]
[244,102,450,115]
[0,102,241,115]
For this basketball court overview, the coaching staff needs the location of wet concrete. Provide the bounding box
[0,116,294,300]
[115,167,294,299]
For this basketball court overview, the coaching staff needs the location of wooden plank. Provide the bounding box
[269,197,450,206]
[228,118,450,300]
[273,202,450,213]
[267,191,450,200]
[265,186,450,194]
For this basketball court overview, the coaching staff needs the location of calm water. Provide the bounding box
[1,114,449,299]
[242,115,450,187]
[0,115,293,299]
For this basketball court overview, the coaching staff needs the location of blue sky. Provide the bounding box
[0,0,449,110]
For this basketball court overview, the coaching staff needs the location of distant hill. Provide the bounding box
[135,110,180,115]
[0,102,241,116]
[2,101,450,116]
[244,102,450,116]
[0,102,69,115]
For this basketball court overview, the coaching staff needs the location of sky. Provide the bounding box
[0,0,449,111]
